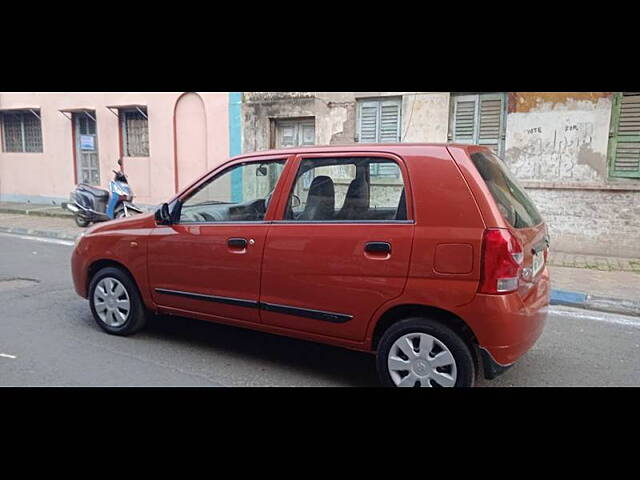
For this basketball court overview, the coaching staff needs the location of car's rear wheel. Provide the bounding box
[376,317,475,387]
[88,266,147,336]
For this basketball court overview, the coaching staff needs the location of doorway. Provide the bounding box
[74,111,100,185]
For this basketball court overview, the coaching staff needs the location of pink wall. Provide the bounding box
[0,92,230,205]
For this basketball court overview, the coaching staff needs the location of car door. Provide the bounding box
[259,153,415,341]
[147,156,290,324]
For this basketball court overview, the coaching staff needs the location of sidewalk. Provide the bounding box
[0,204,638,317]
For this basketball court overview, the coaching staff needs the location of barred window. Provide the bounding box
[120,108,149,157]
[1,111,43,152]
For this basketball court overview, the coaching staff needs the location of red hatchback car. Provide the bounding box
[71,144,550,387]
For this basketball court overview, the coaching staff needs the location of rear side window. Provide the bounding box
[284,157,407,221]
[470,151,543,229]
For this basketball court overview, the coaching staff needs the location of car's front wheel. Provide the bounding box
[376,317,475,387]
[88,266,147,336]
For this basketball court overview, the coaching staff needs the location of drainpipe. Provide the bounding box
[229,92,243,202]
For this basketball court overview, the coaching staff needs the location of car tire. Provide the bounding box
[376,317,475,387]
[88,266,147,336]
[75,214,90,227]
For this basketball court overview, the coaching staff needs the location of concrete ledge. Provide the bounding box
[0,226,79,242]
[551,289,640,317]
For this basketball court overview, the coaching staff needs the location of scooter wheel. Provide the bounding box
[75,214,90,227]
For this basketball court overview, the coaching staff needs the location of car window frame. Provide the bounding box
[271,152,414,224]
[173,155,293,225]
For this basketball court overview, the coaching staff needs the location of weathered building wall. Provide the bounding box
[401,93,449,143]
[505,92,613,183]
[241,92,449,153]
[528,188,640,258]
[504,93,640,258]
[241,92,640,258]
[241,92,449,211]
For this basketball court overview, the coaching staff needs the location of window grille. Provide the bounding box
[121,108,149,157]
[1,111,43,152]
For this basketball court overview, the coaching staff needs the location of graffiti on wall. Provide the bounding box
[504,98,612,183]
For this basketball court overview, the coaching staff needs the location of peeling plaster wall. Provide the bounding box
[501,93,640,257]
[241,92,450,154]
[401,93,449,142]
[504,93,613,183]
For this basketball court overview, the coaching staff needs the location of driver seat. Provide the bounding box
[300,176,335,220]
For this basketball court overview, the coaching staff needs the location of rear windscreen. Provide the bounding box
[470,151,543,229]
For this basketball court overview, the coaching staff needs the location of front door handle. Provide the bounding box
[228,238,247,249]
[365,242,391,254]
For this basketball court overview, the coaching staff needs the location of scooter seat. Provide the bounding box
[78,184,109,199]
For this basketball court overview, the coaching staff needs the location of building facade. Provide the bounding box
[2,91,639,257]
[241,92,640,258]
[0,92,236,206]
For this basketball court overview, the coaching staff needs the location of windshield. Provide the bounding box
[470,151,543,229]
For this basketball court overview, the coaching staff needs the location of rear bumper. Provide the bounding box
[457,267,550,368]
[479,347,513,379]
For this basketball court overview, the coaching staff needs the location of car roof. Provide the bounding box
[230,143,481,162]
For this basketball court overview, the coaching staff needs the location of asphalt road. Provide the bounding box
[1,232,639,387]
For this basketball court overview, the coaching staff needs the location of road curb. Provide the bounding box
[551,289,640,318]
[0,226,79,242]
[0,206,72,219]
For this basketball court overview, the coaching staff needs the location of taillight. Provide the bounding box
[479,228,523,294]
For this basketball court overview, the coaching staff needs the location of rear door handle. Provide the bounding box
[365,242,391,254]
[228,238,247,248]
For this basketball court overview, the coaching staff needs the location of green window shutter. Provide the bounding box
[452,93,506,155]
[358,98,402,176]
[378,99,401,175]
[358,101,379,143]
[378,99,401,143]
[477,94,505,156]
[609,92,640,178]
[452,95,478,144]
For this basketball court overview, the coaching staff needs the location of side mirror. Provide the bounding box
[256,164,268,176]
[155,203,172,225]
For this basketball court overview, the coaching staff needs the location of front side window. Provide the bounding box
[179,160,286,223]
[120,108,149,157]
[285,157,407,222]
[1,110,43,152]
